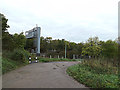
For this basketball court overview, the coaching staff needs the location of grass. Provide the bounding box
[38,57,79,62]
[2,57,28,74]
[66,59,119,88]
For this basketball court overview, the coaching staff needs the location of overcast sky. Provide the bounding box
[0,0,119,43]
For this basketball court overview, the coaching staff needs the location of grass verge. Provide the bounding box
[2,57,27,74]
[66,59,119,88]
[38,57,79,62]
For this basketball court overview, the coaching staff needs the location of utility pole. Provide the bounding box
[65,42,67,59]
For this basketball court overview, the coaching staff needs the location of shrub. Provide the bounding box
[10,49,30,63]
[2,50,13,59]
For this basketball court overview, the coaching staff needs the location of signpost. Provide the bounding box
[25,26,41,56]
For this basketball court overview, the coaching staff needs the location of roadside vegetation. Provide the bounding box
[66,33,119,88]
[2,49,30,74]
[66,31,119,88]
[1,13,31,74]
[2,57,27,74]
[38,57,77,62]
[67,59,119,88]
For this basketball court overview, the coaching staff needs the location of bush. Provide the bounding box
[10,49,30,63]
[2,50,13,59]
[2,49,30,74]
[3,49,30,63]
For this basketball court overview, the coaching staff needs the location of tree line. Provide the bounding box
[1,13,119,63]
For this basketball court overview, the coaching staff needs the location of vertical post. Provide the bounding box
[65,43,67,59]
[37,27,41,55]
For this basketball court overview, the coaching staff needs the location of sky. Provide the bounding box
[0,0,119,43]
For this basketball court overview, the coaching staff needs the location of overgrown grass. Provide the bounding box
[2,49,31,74]
[38,57,78,62]
[2,57,28,74]
[67,59,119,88]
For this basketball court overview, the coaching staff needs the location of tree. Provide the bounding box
[1,13,13,51]
[13,32,26,49]
[82,37,102,58]
[101,40,118,59]
[0,13,10,33]
[2,33,15,51]
[25,38,34,51]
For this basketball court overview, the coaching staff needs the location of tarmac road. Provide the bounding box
[2,61,89,88]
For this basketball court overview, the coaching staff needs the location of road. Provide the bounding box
[2,61,89,88]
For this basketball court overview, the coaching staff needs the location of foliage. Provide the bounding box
[2,32,15,51]
[3,49,30,63]
[38,57,77,62]
[82,37,102,58]
[13,32,26,49]
[31,37,83,59]
[67,59,119,88]
[2,57,27,74]
[25,38,34,52]
[10,49,30,63]
[0,13,10,33]
[101,40,118,59]
[2,32,26,51]
[81,37,118,62]
[2,50,13,59]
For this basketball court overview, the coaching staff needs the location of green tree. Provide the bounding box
[0,13,10,33]
[13,32,26,49]
[25,38,34,51]
[101,40,118,59]
[2,33,15,51]
[82,37,102,58]
[1,13,14,51]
